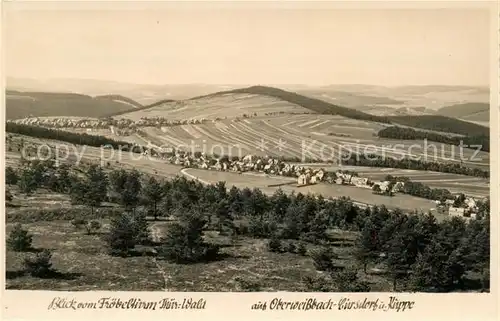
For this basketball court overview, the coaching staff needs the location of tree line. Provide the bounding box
[6,160,490,292]
[377,126,489,152]
[386,115,489,137]
[342,153,489,178]
[6,122,142,152]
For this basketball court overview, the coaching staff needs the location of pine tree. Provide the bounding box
[310,247,337,271]
[7,223,33,252]
[131,210,150,245]
[84,165,109,215]
[270,189,290,220]
[121,170,142,211]
[355,219,380,273]
[105,213,139,256]
[23,250,53,278]
[142,176,165,220]
[5,167,18,185]
[386,232,413,291]
[409,240,451,292]
[214,199,234,235]
[160,211,219,263]
[17,168,38,195]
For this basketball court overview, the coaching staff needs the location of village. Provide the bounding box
[139,148,484,220]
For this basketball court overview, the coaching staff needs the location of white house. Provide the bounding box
[392,181,405,193]
[465,197,477,209]
[298,174,308,186]
[351,177,369,187]
[445,199,455,206]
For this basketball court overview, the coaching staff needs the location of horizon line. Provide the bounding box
[5,76,490,89]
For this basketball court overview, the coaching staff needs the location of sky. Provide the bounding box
[4,4,492,87]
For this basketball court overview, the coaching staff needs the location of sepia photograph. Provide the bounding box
[2,1,494,303]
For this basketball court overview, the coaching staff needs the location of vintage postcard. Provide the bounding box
[1,1,498,320]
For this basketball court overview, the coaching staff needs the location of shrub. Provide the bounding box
[7,224,33,252]
[160,213,219,263]
[285,242,297,254]
[248,216,277,238]
[332,269,370,292]
[297,242,308,256]
[87,220,102,235]
[23,250,53,278]
[268,238,283,253]
[235,277,261,292]
[6,189,13,202]
[5,167,18,185]
[310,247,336,271]
[104,213,139,256]
[302,275,335,292]
[71,218,87,229]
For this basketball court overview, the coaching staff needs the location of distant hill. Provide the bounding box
[295,89,404,108]
[94,94,143,108]
[387,115,489,136]
[5,90,138,119]
[437,102,489,122]
[104,98,176,117]
[194,85,392,123]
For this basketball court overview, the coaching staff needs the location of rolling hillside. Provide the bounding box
[113,92,314,121]
[196,86,392,123]
[94,94,143,108]
[437,102,489,121]
[5,90,139,119]
[8,85,490,138]
[104,99,177,118]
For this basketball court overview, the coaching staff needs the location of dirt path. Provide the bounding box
[150,222,171,291]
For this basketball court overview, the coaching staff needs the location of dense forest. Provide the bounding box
[5,123,141,153]
[342,153,489,178]
[5,90,136,120]
[378,126,489,152]
[6,161,490,292]
[387,115,489,136]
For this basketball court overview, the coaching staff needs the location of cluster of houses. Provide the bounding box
[9,117,211,131]
[141,149,410,193]
[436,197,481,219]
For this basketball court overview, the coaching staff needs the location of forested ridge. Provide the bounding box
[378,126,489,152]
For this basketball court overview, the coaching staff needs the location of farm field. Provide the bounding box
[86,113,488,167]
[183,169,440,215]
[113,93,312,121]
[5,135,182,180]
[299,164,490,198]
